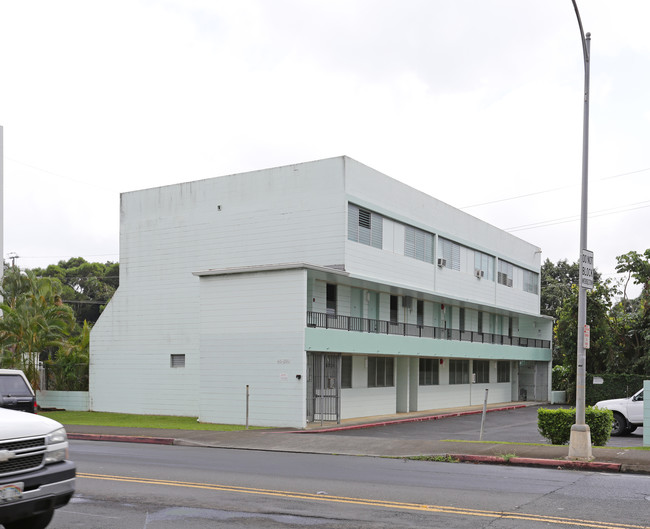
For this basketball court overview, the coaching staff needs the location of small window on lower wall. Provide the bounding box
[449,359,469,384]
[368,356,394,388]
[341,356,352,388]
[171,354,186,368]
[419,358,439,385]
[474,360,490,383]
[497,360,510,382]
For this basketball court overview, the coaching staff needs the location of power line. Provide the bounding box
[6,157,119,193]
[460,166,650,210]
[505,200,650,232]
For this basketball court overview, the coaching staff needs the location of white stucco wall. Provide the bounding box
[91,158,349,416]
[342,157,541,315]
[197,269,308,428]
[91,155,547,422]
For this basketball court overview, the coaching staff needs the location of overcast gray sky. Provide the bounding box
[1,0,648,296]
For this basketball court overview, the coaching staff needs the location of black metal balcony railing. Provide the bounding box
[306,311,551,349]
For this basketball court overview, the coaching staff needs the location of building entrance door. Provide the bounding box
[306,352,341,425]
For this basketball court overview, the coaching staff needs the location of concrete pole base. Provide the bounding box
[567,424,593,461]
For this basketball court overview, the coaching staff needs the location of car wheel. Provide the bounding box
[627,425,637,434]
[3,510,54,529]
[611,412,628,436]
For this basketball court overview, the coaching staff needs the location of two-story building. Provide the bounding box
[90,156,553,427]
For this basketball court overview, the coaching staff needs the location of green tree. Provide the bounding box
[541,258,602,365]
[0,267,77,388]
[32,257,118,325]
[554,281,617,376]
[610,249,650,374]
[44,320,90,391]
[541,258,601,318]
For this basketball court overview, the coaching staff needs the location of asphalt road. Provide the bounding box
[325,405,645,447]
[47,439,650,529]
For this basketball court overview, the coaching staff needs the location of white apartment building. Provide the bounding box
[90,156,553,428]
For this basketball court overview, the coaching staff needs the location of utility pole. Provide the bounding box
[568,0,593,461]
[1,126,3,286]
[8,252,19,268]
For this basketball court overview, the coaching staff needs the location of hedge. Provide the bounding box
[537,407,613,446]
[552,370,646,406]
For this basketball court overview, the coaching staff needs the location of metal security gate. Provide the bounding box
[306,353,341,425]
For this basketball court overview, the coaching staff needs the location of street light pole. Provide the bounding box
[568,0,592,460]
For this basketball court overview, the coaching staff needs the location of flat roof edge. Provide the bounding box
[193,262,351,278]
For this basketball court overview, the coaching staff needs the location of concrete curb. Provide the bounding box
[451,454,621,472]
[68,432,625,473]
[297,405,527,433]
[69,433,175,445]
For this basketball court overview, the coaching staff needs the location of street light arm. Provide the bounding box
[571,0,590,64]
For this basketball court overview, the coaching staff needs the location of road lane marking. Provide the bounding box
[78,472,648,529]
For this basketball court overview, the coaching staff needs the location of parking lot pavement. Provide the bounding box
[323,405,645,448]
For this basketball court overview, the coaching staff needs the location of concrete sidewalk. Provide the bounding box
[65,404,650,474]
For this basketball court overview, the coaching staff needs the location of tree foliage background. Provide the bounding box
[543,249,650,399]
[0,258,118,390]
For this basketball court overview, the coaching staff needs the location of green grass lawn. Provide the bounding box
[40,411,265,431]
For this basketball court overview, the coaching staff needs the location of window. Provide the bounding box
[326,283,337,316]
[498,260,514,287]
[478,311,483,334]
[497,361,510,383]
[438,238,460,270]
[459,308,465,332]
[170,354,185,368]
[404,226,434,263]
[390,295,398,323]
[449,359,469,384]
[523,270,539,294]
[474,360,490,383]
[341,356,352,388]
[368,356,394,387]
[417,299,424,326]
[474,251,494,280]
[348,203,382,248]
[419,358,439,385]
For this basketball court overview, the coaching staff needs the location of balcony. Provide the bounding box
[306,311,550,349]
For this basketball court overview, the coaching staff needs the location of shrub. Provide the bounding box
[537,407,613,446]
[586,407,614,446]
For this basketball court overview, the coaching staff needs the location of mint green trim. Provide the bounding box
[305,328,551,361]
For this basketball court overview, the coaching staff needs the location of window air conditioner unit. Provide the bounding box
[437,258,447,268]
[474,269,484,279]
[506,278,513,287]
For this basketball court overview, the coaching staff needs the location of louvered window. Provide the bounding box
[341,356,352,388]
[474,251,494,280]
[348,203,382,249]
[474,360,490,383]
[368,356,394,388]
[170,354,185,368]
[419,358,439,385]
[497,361,510,383]
[405,226,434,263]
[523,270,539,294]
[449,359,469,384]
[438,237,460,270]
[498,260,514,287]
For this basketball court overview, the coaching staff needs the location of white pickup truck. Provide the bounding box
[595,388,644,436]
[0,408,76,529]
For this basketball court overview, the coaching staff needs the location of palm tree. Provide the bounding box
[0,267,76,388]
